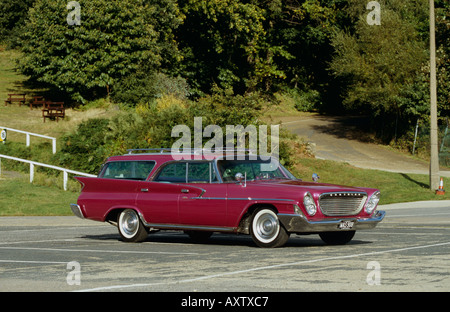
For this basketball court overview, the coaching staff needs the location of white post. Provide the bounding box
[52,138,56,154]
[63,170,68,191]
[26,133,30,147]
[30,163,34,183]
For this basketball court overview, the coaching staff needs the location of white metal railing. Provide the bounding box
[0,126,57,154]
[0,154,96,191]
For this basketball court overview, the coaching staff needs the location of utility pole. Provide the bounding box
[429,0,440,190]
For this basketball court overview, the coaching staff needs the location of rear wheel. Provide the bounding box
[118,209,148,242]
[250,208,289,248]
[319,231,355,245]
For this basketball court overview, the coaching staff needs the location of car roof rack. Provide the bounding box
[126,148,257,155]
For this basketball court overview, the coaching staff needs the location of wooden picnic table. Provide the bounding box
[5,93,26,106]
[29,96,46,110]
[42,101,65,123]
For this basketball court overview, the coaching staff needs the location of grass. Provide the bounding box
[0,175,79,216]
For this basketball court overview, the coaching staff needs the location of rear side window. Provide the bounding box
[188,162,217,183]
[154,162,187,183]
[100,161,155,180]
[154,161,217,183]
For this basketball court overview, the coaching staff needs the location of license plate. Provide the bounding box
[338,220,354,229]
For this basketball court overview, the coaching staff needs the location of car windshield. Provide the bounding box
[216,157,297,182]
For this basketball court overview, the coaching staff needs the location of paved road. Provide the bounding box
[0,202,449,294]
[280,115,450,177]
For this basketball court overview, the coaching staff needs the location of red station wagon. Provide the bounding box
[70,149,385,248]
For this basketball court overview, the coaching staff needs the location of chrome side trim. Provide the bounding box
[190,186,206,197]
[70,204,85,219]
[137,211,235,232]
[190,197,295,201]
[228,198,295,201]
[191,197,227,200]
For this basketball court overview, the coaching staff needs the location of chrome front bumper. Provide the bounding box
[70,204,85,219]
[278,210,385,233]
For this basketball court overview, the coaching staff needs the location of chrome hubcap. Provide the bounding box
[254,210,279,243]
[120,210,138,238]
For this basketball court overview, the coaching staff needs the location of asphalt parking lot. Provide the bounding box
[0,201,449,294]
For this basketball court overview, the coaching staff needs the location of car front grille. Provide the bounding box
[319,192,367,216]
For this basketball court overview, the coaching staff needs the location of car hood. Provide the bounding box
[248,179,376,194]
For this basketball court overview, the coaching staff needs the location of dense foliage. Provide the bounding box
[16,0,183,103]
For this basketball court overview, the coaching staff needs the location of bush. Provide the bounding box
[111,72,191,107]
[190,86,262,127]
[54,118,111,174]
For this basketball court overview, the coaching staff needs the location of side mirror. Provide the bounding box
[235,172,246,187]
[235,172,244,182]
[312,173,320,182]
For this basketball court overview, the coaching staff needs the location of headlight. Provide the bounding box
[366,191,381,214]
[303,192,317,216]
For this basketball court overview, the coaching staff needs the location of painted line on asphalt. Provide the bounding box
[0,246,199,256]
[0,260,67,264]
[386,212,450,218]
[0,239,82,245]
[74,241,450,292]
[0,226,109,233]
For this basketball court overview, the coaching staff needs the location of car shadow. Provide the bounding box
[81,232,374,248]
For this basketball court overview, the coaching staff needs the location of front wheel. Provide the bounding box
[118,209,148,242]
[250,208,289,248]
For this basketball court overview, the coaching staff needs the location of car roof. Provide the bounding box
[105,148,262,162]
[106,153,257,162]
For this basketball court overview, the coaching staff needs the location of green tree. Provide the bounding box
[0,0,33,44]
[177,0,277,95]
[18,0,183,103]
[435,0,450,120]
[330,0,428,134]
[255,0,342,109]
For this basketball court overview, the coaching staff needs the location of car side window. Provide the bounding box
[188,162,217,183]
[154,162,187,183]
[154,161,217,183]
[101,161,155,180]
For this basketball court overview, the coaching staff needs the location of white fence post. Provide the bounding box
[30,163,34,183]
[52,138,57,154]
[63,170,68,191]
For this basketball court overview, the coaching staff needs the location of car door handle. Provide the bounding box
[141,188,149,192]
[181,189,189,193]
